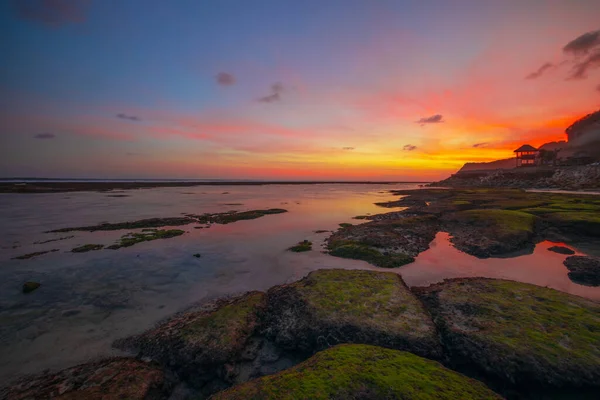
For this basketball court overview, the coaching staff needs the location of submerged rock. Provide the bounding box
[22,281,40,293]
[548,245,575,255]
[563,255,600,286]
[71,244,104,253]
[106,229,185,249]
[12,249,59,260]
[287,240,311,252]
[263,269,441,359]
[415,278,600,395]
[0,358,168,400]
[212,344,501,400]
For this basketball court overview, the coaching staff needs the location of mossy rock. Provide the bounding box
[0,358,167,400]
[12,249,59,260]
[416,278,600,393]
[544,211,600,237]
[212,344,500,400]
[114,292,266,385]
[288,240,312,252]
[71,244,104,253]
[443,209,536,257]
[106,229,185,249]
[263,269,441,358]
[326,215,437,266]
[328,242,414,268]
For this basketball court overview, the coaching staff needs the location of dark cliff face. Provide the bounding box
[566,109,600,147]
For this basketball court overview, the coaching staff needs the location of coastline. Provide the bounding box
[2,185,599,399]
[0,180,427,194]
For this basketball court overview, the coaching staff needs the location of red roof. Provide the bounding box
[513,144,537,152]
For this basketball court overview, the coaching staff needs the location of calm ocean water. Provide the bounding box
[0,183,598,383]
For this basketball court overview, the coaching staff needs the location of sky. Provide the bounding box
[1,0,600,181]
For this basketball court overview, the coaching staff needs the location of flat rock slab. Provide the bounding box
[263,269,441,358]
[0,358,167,400]
[416,278,600,393]
[564,255,600,286]
[212,344,501,400]
[114,291,266,388]
[548,245,575,255]
[442,210,536,258]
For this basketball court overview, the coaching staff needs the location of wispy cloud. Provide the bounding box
[563,30,600,55]
[116,113,141,121]
[525,62,554,80]
[529,29,600,81]
[33,132,56,139]
[216,72,236,86]
[11,0,90,27]
[258,82,284,103]
[472,142,489,148]
[403,144,417,151]
[416,114,443,125]
[569,50,600,80]
[342,147,355,150]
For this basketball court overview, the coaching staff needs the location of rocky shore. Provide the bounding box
[3,188,600,399]
[326,188,600,265]
[3,270,599,399]
[432,164,600,191]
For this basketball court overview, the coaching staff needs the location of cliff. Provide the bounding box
[566,109,600,147]
[458,158,516,172]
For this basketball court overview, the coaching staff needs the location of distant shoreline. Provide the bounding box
[0,180,428,194]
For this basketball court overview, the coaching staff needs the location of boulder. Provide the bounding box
[262,269,441,359]
[212,344,501,400]
[0,358,167,400]
[114,291,266,392]
[416,278,600,395]
[564,255,600,286]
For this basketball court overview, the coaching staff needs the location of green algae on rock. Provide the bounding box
[49,217,195,232]
[415,278,600,393]
[263,269,441,358]
[212,344,501,400]
[190,209,288,224]
[22,281,41,293]
[12,249,59,260]
[0,358,168,400]
[326,214,437,267]
[443,209,536,257]
[288,240,312,252]
[48,209,288,233]
[106,229,185,249]
[71,244,104,253]
[563,255,600,286]
[114,292,266,391]
[328,240,414,268]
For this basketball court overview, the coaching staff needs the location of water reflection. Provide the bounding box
[0,183,598,384]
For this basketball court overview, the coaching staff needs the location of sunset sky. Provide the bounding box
[1,0,599,180]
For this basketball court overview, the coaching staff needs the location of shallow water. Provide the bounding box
[0,184,598,383]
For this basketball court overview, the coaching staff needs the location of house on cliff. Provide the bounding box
[513,144,538,167]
